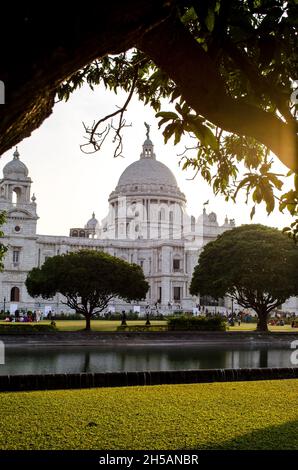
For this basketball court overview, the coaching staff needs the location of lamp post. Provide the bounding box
[3,297,6,314]
[228,297,235,326]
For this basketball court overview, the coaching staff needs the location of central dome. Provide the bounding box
[109,131,186,203]
[117,158,178,188]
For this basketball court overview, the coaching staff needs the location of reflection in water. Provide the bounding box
[0,345,295,376]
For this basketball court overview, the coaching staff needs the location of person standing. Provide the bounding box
[121,310,127,326]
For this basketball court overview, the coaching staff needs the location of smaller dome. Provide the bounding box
[3,148,29,179]
[85,212,98,229]
[208,212,218,224]
[143,138,153,146]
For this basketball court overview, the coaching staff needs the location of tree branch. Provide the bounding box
[81,68,138,156]
[138,15,297,171]
[222,36,295,125]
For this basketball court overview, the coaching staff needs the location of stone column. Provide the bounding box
[161,245,171,306]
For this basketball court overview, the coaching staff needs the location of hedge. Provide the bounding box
[167,315,226,331]
[0,323,57,334]
[117,325,168,332]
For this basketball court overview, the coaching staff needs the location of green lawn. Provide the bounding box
[0,319,295,332]
[0,320,166,331]
[50,320,166,331]
[229,323,295,332]
[0,380,297,450]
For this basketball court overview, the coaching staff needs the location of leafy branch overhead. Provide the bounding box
[56,0,298,239]
[5,2,296,240]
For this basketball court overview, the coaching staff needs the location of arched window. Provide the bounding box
[173,256,182,272]
[12,187,22,204]
[158,253,162,271]
[159,208,165,221]
[169,211,174,239]
[10,286,20,302]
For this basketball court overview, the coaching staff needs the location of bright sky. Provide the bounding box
[0,84,293,236]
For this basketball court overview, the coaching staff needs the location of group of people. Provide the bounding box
[269,318,298,327]
[4,309,43,322]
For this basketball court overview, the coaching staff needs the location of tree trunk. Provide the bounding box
[85,314,92,331]
[256,310,269,332]
[0,2,171,156]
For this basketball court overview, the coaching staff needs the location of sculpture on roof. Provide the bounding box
[144,122,150,140]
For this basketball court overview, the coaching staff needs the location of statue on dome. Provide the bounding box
[144,122,150,140]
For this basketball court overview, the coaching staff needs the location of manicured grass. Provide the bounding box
[229,323,295,332]
[0,380,297,450]
[0,320,166,331]
[53,320,166,331]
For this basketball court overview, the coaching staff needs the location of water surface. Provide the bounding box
[0,345,295,375]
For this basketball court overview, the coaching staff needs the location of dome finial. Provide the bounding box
[85,212,98,230]
[13,147,20,160]
[144,122,150,140]
[141,124,155,159]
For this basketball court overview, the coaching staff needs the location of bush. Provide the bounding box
[103,313,124,320]
[0,323,57,334]
[138,314,165,321]
[103,312,140,320]
[0,312,10,320]
[52,313,84,320]
[117,325,168,332]
[167,315,227,331]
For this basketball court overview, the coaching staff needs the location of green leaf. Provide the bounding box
[155,111,178,120]
[174,126,183,145]
[188,121,218,151]
[234,176,252,198]
[181,6,198,24]
[163,122,177,144]
[267,173,283,191]
[205,8,215,32]
[259,163,271,174]
[252,186,263,204]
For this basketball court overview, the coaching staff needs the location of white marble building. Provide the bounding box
[0,133,296,315]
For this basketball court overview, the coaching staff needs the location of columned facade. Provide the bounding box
[1,133,275,315]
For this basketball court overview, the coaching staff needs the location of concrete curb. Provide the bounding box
[0,367,297,392]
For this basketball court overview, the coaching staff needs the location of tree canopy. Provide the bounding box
[1,1,297,235]
[190,224,298,331]
[25,250,149,330]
